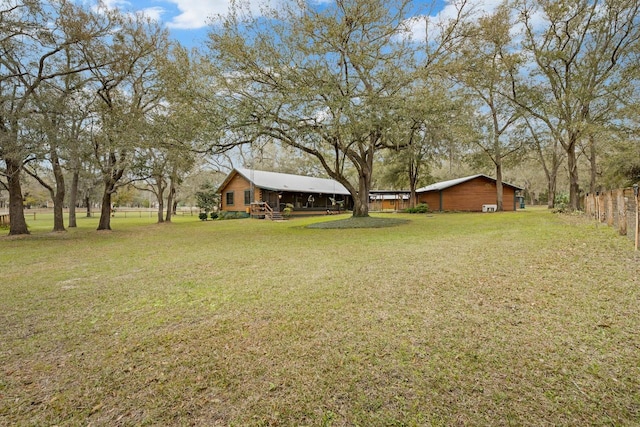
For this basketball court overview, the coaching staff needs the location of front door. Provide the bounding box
[264,191,279,211]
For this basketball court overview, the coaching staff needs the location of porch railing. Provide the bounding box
[250,201,274,219]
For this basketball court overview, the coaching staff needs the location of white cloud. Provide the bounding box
[88,0,165,21]
[86,0,127,14]
[165,0,277,29]
[99,0,130,8]
[404,0,508,43]
[87,0,271,30]
[165,0,230,29]
[140,6,165,22]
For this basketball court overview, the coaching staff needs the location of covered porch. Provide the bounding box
[253,190,352,218]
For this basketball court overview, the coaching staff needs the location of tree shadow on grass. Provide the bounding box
[306,216,410,229]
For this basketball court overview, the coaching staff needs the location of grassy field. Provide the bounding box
[1,209,639,426]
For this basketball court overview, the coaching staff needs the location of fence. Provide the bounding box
[584,187,639,250]
[109,208,199,218]
[0,208,200,227]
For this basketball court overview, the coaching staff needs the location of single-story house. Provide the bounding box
[369,190,411,212]
[218,168,352,217]
[416,174,523,212]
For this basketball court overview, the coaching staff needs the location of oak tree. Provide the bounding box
[207,0,440,217]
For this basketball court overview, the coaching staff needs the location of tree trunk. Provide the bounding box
[68,171,79,228]
[51,152,66,232]
[410,187,417,210]
[25,150,66,232]
[547,174,557,209]
[52,188,65,232]
[352,170,371,217]
[352,192,369,217]
[85,194,92,218]
[97,152,126,230]
[495,162,504,211]
[408,158,418,209]
[567,142,581,211]
[529,122,562,210]
[97,185,113,230]
[165,181,175,222]
[588,134,597,194]
[6,158,29,235]
[157,187,165,224]
[152,174,166,223]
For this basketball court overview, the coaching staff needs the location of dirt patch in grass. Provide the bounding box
[306,216,410,229]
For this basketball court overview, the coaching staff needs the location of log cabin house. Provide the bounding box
[218,168,352,218]
[416,174,522,212]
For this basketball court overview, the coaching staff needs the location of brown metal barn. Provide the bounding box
[416,175,522,212]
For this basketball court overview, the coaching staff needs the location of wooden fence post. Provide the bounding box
[618,189,627,236]
[607,191,614,227]
[634,184,639,251]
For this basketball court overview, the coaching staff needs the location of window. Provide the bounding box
[244,190,251,205]
[226,191,234,206]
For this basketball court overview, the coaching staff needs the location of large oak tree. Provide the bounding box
[207,0,446,217]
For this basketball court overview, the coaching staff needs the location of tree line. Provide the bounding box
[2,0,639,235]
[1,1,215,234]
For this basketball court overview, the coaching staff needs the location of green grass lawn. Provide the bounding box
[1,209,639,426]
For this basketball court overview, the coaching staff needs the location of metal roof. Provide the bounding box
[370,194,410,200]
[416,174,522,192]
[234,168,351,195]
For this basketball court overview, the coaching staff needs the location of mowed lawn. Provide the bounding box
[1,209,639,426]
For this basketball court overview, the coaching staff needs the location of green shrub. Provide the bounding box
[283,203,294,218]
[217,211,249,220]
[199,212,208,221]
[552,193,569,213]
[405,203,429,214]
[210,212,218,220]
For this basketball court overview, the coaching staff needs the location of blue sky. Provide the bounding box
[93,0,503,50]
[95,0,225,49]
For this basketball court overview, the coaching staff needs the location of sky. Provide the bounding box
[96,0,230,48]
[91,0,499,50]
